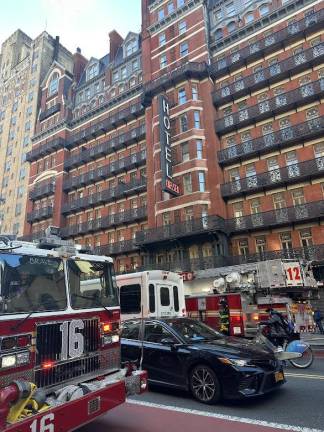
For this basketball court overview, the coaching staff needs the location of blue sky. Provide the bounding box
[0,0,141,59]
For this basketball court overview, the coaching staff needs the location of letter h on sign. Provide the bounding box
[159,95,180,196]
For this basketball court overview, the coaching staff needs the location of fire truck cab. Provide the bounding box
[0,229,147,432]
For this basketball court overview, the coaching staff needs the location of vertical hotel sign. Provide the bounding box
[159,95,180,196]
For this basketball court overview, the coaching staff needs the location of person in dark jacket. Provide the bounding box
[219,298,230,336]
[314,309,324,334]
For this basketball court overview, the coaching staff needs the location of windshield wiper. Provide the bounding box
[11,310,36,332]
[73,294,115,318]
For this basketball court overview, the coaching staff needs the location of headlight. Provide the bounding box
[218,357,249,367]
[1,355,16,368]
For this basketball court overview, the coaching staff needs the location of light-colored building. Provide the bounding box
[0,29,73,236]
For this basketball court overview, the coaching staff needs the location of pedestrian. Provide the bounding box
[219,298,230,336]
[314,309,324,334]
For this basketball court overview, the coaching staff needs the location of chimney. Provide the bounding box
[53,36,60,61]
[109,30,124,61]
[73,47,88,84]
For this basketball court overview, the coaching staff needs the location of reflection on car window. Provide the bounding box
[144,322,177,344]
[169,319,223,342]
[121,320,141,340]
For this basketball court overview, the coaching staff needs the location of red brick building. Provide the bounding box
[24,0,324,289]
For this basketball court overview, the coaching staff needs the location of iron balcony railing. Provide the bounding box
[62,177,146,215]
[228,201,324,234]
[61,207,147,238]
[218,117,324,166]
[64,125,146,170]
[213,44,324,106]
[142,62,208,106]
[29,182,56,201]
[39,103,61,122]
[136,215,226,245]
[27,206,53,223]
[63,150,146,192]
[26,137,66,163]
[95,239,139,256]
[209,8,324,80]
[215,78,324,135]
[67,102,145,149]
[221,157,324,199]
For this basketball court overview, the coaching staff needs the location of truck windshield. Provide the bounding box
[68,259,119,309]
[0,253,67,314]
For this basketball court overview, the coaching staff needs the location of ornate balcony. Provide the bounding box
[63,150,146,192]
[209,9,324,80]
[61,207,147,238]
[64,125,146,170]
[218,117,324,166]
[136,215,226,246]
[142,62,208,106]
[221,157,324,199]
[96,239,139,256]
[26,137,66,162]
[216,79,324,135]
[67,103,145,149]
[27,206,53,223]
[39,103,61,122]
[62,177,146,215]
[213,44,324,106]
[228,201,324,234]
[29,182,56,201]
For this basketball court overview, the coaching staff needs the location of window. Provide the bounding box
[121,67,127,80]
[144,322,176,344]
[160,287,170,306]
[259,3,270,16]
[87,63,98,80]
[163,212,171,225]
[159,32,166,46]
[126,39,137,56]
[120,284,141,313]
[181,142,190,161]
[250,198,261,214]
[273,192,285,209]
[292,189,305,206]
[160,54,167,69]
[177,0,185,7]
[28,92,33,102]
[180,42,189,57]
[113,71,119,82]
[194,111,201,128]
[168,2,174,14]
[179,20,187,34]
[256,236,266,254]
[48,72,59,96]
[227,21,236,33]
[246,164,256,177]
[180,114,188,132]
[158,8,165,21]
[196,139,203,159]
[85,88,90,99]
[214,9,223,21]
[192,84,198,100]
[238,239,249,256]
[25,121,31,131]
[132,59,139,70]
[225,2,235,15]
[245,12,254,23]
[178,88,187,104]
[215,28,223,40]
[314,143,324,158]
[299,229,313,247]
[121,320,140,340]
[173,286,179,312]
[280,232,292,250]
[15,203,22,216]
[198,171,206,192]
[183,173,192,194]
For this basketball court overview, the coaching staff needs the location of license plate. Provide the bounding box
[275,371,284,382]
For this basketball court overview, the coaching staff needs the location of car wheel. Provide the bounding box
[189,364,221,404]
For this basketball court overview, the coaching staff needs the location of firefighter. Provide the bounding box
[219,298,230,336]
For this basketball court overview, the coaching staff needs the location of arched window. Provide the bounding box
[245,12,254,23]
[227,21,236,33]
[259,3,270,16]
[215,28,223,40]
[126,39,137,56]
[48,72,59,96]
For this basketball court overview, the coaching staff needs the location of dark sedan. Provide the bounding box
[121,317,285,404]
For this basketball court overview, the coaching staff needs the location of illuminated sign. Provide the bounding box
[159,95,180,196]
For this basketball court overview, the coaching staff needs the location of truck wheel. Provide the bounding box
[189,365,221,404]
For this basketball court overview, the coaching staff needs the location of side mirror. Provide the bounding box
[161,337,176,346]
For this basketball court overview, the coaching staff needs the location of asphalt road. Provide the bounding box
[80,357,324,432]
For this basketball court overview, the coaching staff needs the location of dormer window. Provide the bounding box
[87,63,99,81]
[126,39,137,56]
[48,72,59,96]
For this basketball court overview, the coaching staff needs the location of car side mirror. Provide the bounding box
[161,337,176,346]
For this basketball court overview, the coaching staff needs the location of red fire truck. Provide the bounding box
[0,229,147,432]
[186,259,317,337]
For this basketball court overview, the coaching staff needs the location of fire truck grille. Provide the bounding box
[36,318,100,365]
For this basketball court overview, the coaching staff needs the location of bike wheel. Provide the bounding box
[289,347,313,369]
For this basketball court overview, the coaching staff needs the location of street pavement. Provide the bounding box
[80,357,324,432]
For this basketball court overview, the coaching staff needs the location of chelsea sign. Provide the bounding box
[159,95,180,196]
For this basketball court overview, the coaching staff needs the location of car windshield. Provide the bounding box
[0,253,67,313]
[168,319,224,342]
[68,259,119,309]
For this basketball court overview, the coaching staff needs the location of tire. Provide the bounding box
[189,364,221,404]
[289,346,314,369]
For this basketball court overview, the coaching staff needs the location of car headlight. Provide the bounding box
[218,357,249,367]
